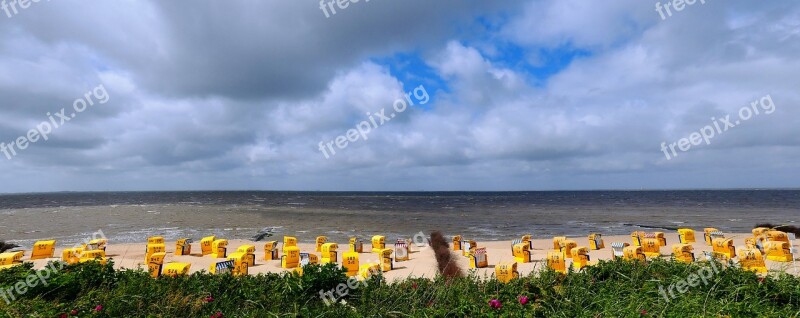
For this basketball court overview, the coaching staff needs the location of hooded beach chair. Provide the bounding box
[227,252,249,276]
[175,238,193,256]
[678,228,696,244]
[513,242,532,263]
[764,241,793,262]
[30,240,56,260]
[283,236,298,253]
[452,235,463,251]
[349,237,363,253]
[496,262,519,283]
[300,253,320,266]
[211,239,228,258]
[766,231,790,243]
[461,240,477,256]
[623,246,646,262]
[394,239,409,261]
[752,227,769,237]
[148,236,165,245]
[703,228,720,246]
[738,247,767,273]
[641,237,661,258]
[631,231,645,247]
[712,238,736,259]
[321,243,339,264]
[611,242,629,260]
[359,263,381,279]
[263,241,280,261]
[371,236,385,253]
[236,245,256,267]
[378,248,393,272]
[671,243,694,263]
[521,234,533,249]
[553,236,567,250]
[571,246,591,271]
[146,243,166,263]
[281,246,300,268]
[0,251,24,266]
[560,239,578,259]
[147,252,166,278]
[343,251,359,276]
[210,260,236,274]
[469,247,488,268]
[546,251,566,274]
[200,236,216,256]
[315,236,328,252]
[162,262,191,277]
[589,233,605,250]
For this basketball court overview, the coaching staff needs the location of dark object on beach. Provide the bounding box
[755,223,800,236]
[252,227,276,242]
[430,231,463,279]
[0,241,19,253]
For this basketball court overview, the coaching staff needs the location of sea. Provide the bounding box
[1,191,798,246]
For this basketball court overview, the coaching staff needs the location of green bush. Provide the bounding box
[0,259,798,317]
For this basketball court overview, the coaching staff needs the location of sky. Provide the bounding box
[0,0,798,192]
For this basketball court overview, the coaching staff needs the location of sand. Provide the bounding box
[18,233,799,281]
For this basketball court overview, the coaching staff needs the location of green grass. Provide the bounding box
[0,259,798,317]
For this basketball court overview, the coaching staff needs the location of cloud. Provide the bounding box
[0,0,798,192]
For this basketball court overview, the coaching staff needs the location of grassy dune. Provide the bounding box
[0,259,798,317]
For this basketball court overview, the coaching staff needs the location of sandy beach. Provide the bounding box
[18,232,799,280]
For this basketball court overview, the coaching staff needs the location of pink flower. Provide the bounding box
[518,296,529,305]
[59,314,68,318]
[70,309,79,315]
[210,312,224,318]
[94,305,103,312]
[641,310,648,316]
[489,299,502,309]
[203,296,215,303]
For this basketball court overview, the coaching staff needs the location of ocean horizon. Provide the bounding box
[2,190,798,246]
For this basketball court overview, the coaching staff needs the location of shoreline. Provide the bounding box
[14,232,800,280]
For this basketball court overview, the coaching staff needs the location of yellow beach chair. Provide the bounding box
[30,240,56,260]
[343,251,359,276]
[589,233,605,250]
[315,236,328,252]
[200,236,216,256]
[712,238,736,260]
[571,246,591,271]
[739,247,767,273]
[678,228,696,244]
[175,238,193,256]
[264,241,279,261]
[452,235,463,251]
[546,251,566,274]
[468,247,488,269]
[496,262,519,283]
[281,246,300,269]
[671,243,694,263]
[349,237,363,253]
[147,252,166,278]
[321,243,339,264]
[371,236,385,253]
[162,263,191,277]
